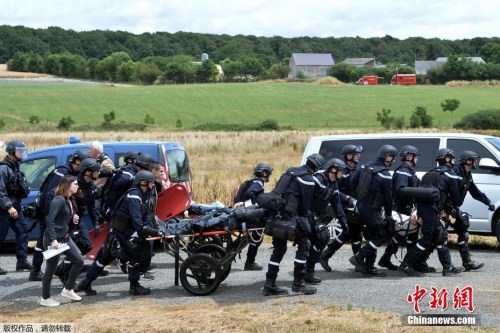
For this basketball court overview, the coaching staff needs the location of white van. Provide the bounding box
[302,133,500,243]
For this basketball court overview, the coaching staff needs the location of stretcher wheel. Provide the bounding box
[180,253,222,296]
[194,244,231,282]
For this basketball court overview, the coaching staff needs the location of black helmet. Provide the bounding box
[458,150,479,168]
[6,140,28,160]
[136,152,154,169]
[435,148,455,162]
[399,145,420,162]
[133,170,156,186]
[70,149,89,163]
[124,150,139,162]
[79,158,100,173]
[254,163,273,175]
[377,144,398,159]
[341,144,363,155]
[324,158,347,172]
[306,153,325,171]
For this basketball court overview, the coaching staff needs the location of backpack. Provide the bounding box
[36,165,72,216]
[256,167,309,212]
[99,167,128,215]
[0,160,30,199]
[356,164,388,204]
[233,179,254,204]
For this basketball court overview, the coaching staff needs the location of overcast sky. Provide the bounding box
[2,0,498,40]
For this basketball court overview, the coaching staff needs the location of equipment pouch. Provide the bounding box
[264,217,296,241]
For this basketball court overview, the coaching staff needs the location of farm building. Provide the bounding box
[339,58,383,67]
[415,57,485,76]
[289,53,334,78]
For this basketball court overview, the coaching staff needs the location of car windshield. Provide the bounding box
[486,137,500,152]
[166,149,191,182]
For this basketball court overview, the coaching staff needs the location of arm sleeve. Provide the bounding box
[45,196,64,242]
[0,167,13,210]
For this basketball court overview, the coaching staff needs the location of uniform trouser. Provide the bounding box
[385,232,418,256]
[115,232,152,284]
[357,203,387,268]
[0,207,29,261]
[86,232,120,282]
[32,223,46,270]
[42,237,84,299]
[266,228,309,281]
[323,221,364,258]
[450,213,469,255]
[246,230,263,264]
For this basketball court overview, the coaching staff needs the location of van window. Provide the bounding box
[319,138,439,171]
[166,149,191,182]
[447,138,499,174]
[20,157,57,191]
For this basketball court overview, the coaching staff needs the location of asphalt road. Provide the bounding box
[1,243,499,329]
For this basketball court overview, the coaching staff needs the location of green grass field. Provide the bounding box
[0,80,499,130]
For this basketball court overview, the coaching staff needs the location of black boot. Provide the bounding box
[461,252,484,271]
[398,261,424,277]
[244,262,263,271]
[349,252,364,273]
[319,246,335,272]
[16,259,33,272]
[129,282,151,296]
[263,278,288,296]
[442,265,465,276]
[413,251,436,273]
[292,276,317,295]
[74,277,97,296]
[304,269,321,284]
[29,268,43,281]
[0,267,7,275]
[377,253,398,271]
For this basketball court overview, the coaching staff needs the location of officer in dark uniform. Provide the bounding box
[0,140,31,275]
[378,145,428,271]
[76,171,162,296]
[122,151,139,167]
[319,144,363,272]
[29,149,88,281]
[349,144,398,276]
[307,158,348,281]
[234,163,273,271]
[398,155,464,277]
[263,154,324,296]
[452,150,495,271]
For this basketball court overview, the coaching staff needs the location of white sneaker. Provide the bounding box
[60,288,82,301]
[40,297,60,307]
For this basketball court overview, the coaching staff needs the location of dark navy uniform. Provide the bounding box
[241,178,265,268]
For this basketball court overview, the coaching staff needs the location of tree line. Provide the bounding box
[1,25,500,84]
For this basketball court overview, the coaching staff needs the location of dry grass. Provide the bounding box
[315,76,345,86]
[0,64,53,79]
[0,300,491,333]
[445,80,500,87]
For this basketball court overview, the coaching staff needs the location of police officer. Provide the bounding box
[307,158,348,281]
[76,171,162,296]
[398,163,464,277]
[320,144,363,271]
[104,152,155,215]
[234,163,273,271]
[122,151,139,167]
[378,145,427,271]
[263,153,324,296]
[29,149,88,281]
[0,140,31,275]
[452,150,495,271]
[349,144,398,276]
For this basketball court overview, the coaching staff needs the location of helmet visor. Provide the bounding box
[15,147,28,160]
[354,145,363,153]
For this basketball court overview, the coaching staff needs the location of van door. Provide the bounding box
[447,138,500,233]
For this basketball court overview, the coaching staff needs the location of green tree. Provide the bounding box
[29,115,40,125]
[268,63,290,79]
[103,111,116,124]
[409,106,433,128]
[441,99,461,113]
[57,117,75,130]
[117,60,136,82]
[196,59,218,82]
[376,108,394,129]
[241,57,264,79]
[135,62,162,85]
[479,42,500,63]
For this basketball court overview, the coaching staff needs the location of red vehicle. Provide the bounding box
[391,74,416,85]
[356,75,379,85]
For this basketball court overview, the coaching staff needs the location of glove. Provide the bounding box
[141,226,161,238]
[340,223,349,238]
[346,196,356,208]
[93,223,100,238]
[488,203,495,211]
[296,216,311,235]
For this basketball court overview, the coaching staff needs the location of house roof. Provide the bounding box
[436,57,485,63]
[291,53,334,66]
[339,58,376,65]
[415,60,446,75]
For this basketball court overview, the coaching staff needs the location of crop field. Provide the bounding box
[0,79,499,130]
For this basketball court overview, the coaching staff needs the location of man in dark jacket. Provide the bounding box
[451,150,495,271]
[349,144,398,276]
[0,140,31,275]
